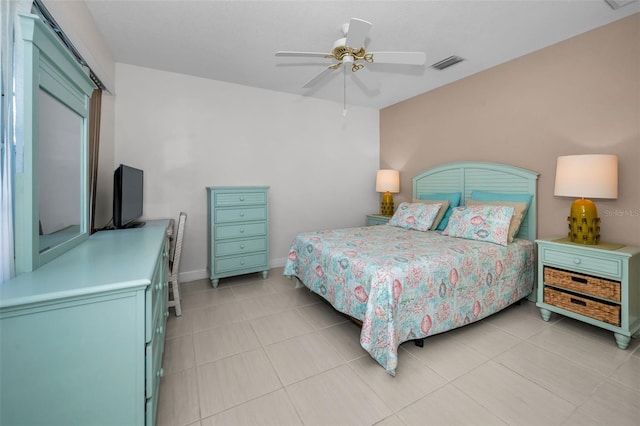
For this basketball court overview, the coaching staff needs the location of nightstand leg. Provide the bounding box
[614,333,630,350]
[539,308,551,322]
[262,270,269,279]
[211,278,219,288]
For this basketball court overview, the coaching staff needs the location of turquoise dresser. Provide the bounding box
[0,222,170,426]
[207,186,270,287]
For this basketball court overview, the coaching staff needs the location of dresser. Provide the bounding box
[366,214,391,226]
[207,186,270,288]
[536,238,640,350]
[0,222,170,426]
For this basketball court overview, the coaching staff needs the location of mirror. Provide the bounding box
[14,13,95,273]
[38,90,83,253]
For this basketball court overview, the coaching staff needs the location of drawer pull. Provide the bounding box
[570,298,587,307]
[239,196,245,202]
[157,368,164,378]
[573,258,581,265]
[240,260,245,265]
[240,244,245,249]
[156,325,163,335]
[240,212,245,217]
[570,276,588,284]
[240,228,245,233]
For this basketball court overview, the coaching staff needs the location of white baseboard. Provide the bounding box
[178,269,208,283]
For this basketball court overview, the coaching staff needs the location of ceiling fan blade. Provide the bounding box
[368,51,426,65]
[275,51,329,58]
[344,18,372,49]
[302,66,338,88]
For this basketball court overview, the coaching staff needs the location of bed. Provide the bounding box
[284,162,539,375]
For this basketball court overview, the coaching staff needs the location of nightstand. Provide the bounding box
[536,238,640,349]
[366,214,391,226]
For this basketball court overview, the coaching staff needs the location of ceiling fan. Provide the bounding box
[275,18,426,89]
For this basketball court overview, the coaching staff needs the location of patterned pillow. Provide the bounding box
[412,199,451,230]
[442,205,515,246]
[388,202,443,232]
[465,199,528,243]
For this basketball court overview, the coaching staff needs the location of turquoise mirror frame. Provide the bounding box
[14,14,96,274]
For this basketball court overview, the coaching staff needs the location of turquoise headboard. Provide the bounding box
[412,162,539,243]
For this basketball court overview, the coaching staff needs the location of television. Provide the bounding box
[113,164,145,229]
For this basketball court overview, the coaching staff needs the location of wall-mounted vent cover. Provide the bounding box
[604,0,638,9]
[431,56,464,70]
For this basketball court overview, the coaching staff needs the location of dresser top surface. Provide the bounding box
[207,186,269,191]
[1,222,169,309]
[536,238,640,257]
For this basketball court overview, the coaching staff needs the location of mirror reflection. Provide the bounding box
[38,89,82,253]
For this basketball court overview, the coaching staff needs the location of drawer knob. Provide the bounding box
[156,325,163,335]
[240,228,245,233]
[574,258,581,265]
[240,244,245,249]
[240,212,245,217]
[157,368,164,378]
[240,260,245,265]
[240,197,245,201]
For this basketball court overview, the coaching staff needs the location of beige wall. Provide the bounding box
[381,14,639,246]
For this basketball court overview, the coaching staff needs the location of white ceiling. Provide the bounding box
[83,0,639,109]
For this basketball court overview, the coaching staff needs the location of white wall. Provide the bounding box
[114,64,380,282]
[42,0,116,92]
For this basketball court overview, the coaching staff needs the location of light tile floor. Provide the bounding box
[157,268,640,426]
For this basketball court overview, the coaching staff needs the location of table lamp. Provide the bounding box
[376,169,400,216]
[554,154,618,245]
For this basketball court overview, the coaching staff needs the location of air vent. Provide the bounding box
[431,56,465,70]
[604,0,638,9]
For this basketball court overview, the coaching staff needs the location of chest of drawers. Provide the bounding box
[207,186,270,288]
[536,238,640,350]
[0,222,170,426]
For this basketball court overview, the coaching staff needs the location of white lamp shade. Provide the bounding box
[554,154,618,199]
[376,169,400,193]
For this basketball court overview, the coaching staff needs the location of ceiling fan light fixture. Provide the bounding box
[604,0,638,9]
[431,55,465,70]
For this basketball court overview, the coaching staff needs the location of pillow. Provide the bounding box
[412,199,451,230]
[388,202,443,232]
[418,192,462,231]
[442,205,515,246]
[470,190,533,207]
[465,199,528,243]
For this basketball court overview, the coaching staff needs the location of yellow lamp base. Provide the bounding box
[380,191,394,216]
[567,198,601,245]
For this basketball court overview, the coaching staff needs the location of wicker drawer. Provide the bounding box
[543,287,620,326]
[544,267,621,302]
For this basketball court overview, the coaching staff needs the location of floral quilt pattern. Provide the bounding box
[283,225,534,375]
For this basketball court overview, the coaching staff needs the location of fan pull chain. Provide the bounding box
[343,63,347,117]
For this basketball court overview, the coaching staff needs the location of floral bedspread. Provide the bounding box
[283,225,534,375]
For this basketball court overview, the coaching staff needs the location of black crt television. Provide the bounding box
[113,164,145,228]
